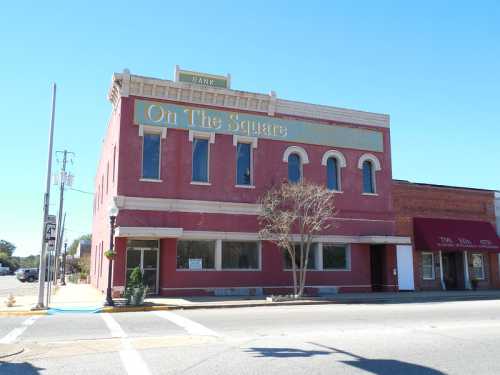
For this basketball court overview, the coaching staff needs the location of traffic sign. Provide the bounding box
[45,215,57,242]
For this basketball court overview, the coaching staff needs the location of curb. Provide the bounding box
[0,310,48,317]
[101,305,176,313]
[0,344,24,359]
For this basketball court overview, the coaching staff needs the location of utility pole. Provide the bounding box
[35,83,56,310]
[54,151,74,283]
[61,240,67,286]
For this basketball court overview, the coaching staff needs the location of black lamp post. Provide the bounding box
[104,201,119,306]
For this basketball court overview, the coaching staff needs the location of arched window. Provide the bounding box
[288,153,302,183]
[326,157,339,191]
[362,160,374,193]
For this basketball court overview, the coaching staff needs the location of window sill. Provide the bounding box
[235,184,256,189]
[140,178,163,183]
[422,278,436,281]
[283,269,350,272]
[328,190,343,194]
[362,192,378,196]
[176,268,261,272]
[176,269,216,271]
[220,268,261,272]
[190,181,211,186]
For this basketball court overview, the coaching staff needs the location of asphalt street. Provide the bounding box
[0,276,38,298]
[1,300,500,374]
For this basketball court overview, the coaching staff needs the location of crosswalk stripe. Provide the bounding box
[154,311,220,337]
[101,313,152,375]
[0,316,39,344]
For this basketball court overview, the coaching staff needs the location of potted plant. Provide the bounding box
[104,249,117,260]
[125,267,148,306]
[470,277,479,291]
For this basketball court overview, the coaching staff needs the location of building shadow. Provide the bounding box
[246,347,330,358]
[308,343,445,375]
[0,361,44,374]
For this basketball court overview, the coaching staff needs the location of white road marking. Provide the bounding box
[0,316,39,344]
[101,313,152,375]
[154,311,220,337]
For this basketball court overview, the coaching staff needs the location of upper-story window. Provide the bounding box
[288,153,302,183]
[236,143,252,185]
[142,133,161,180]
[322,150,346,192]
[362,160,374,193]
[283,146,309,184]
[326,158,339,190]
[189,130,214,184]
[192,138,209,182]
[358,153,381,195]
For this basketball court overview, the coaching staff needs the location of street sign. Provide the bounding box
[45,215,57,242]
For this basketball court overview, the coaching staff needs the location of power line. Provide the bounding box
[67,187,94,195]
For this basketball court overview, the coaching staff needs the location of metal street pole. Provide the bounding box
[35,83,56,310]
[61,240,67,286]
[54,151,69,283]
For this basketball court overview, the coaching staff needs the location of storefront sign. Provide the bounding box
[134,99,384,152]
[178,71,228,88]
[188,258,202,270]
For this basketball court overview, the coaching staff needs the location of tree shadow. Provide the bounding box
[0,361,44,374]
[246,347,330,358]
[308,343,446,375]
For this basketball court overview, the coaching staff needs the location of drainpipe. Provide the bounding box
[438,251,446,291]
[463,251,471,290]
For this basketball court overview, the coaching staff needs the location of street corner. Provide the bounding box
[100,304,176,314]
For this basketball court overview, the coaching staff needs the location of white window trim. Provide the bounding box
[139,127,163,181]
[357,153,381,171]
[283,146,309,164]
[471,253,486,280]
[322,243,351,271]
[360,159,377,194]
[189,131,212,184]
[422,252,435,280]
[233,136,256,187]
[322,150,346,192]
[175,239,217,271]
[220,240,262,271]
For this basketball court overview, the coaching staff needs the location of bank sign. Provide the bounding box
[134,99,384,152]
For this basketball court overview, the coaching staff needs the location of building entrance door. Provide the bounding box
[442,252,464,290]
[396,245,415,291]
[370,245,385,291]
[126,240,159,294]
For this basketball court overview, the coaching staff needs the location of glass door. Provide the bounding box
[126,240,159,294]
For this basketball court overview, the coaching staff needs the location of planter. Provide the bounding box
[130,287,146,306]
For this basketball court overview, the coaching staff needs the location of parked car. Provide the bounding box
[15,268,39,282]
[0,266,10,275]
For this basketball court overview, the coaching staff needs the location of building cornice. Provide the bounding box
[108,69,390,128]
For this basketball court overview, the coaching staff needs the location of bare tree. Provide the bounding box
[258,181,336,297]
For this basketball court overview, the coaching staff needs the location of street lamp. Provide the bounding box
[104,200,119,306]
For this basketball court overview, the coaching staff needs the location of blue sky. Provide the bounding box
[1,1,499,256]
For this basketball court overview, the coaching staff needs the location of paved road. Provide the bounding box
[1,300,500,374]
[0,276,38,297]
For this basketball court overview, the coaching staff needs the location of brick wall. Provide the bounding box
[393,181,497,290]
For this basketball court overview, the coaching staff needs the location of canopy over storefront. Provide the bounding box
[414,218,500,252]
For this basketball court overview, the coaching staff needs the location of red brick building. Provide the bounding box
[90,68,410,297]
[393,180,500,291]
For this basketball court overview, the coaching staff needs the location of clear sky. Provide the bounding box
[1,1,499,256]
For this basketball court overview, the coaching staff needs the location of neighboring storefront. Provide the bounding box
[91,67,411,297]
[393,181,500,291]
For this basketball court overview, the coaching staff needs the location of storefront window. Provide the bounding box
[471,253,485,280]
[192,138,209,182]
[142,133,160,179]
[176,240,215,269]
[323,245,349,270]
[422,252,435,280]
[236,143,252,185]
[284,244,316,269]
[221,241,259,269]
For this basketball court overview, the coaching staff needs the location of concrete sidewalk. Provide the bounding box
[2,283,500,315]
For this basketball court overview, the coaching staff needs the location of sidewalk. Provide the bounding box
[2,284,500,315]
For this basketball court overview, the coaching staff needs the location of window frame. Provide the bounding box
[287,153,303,183]
[471,253,485,280]
[220,240,261,271]
[322,243,351,271]
[235,142,254,187]
[141,132,162,181]
[326,157,341,192]
[283,243,318,271]
[176,240,217,271]
[421,252,435,280]
[362,160,376,194]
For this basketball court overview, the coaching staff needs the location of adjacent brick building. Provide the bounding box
[393,180,500,291]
